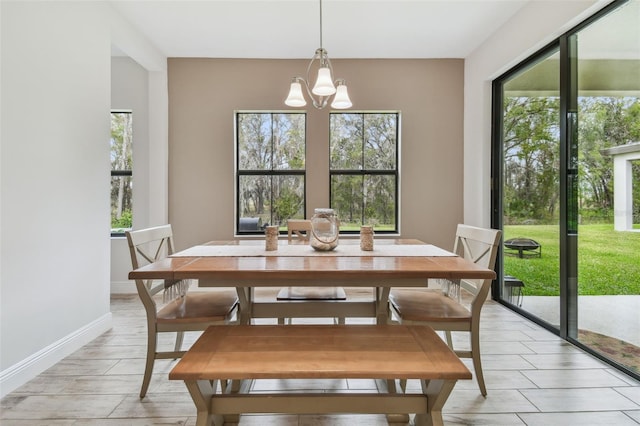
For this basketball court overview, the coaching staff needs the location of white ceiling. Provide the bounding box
[110,0,531,59]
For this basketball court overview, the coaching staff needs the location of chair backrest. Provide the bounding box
[287,219,312,242]
[126,225,179,313]
[127,224,176,270]
[452,224,502,309]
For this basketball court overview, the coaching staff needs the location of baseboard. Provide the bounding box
[111,280,136,294]
[0,312,113,398]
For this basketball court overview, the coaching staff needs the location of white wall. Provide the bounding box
[0,1,167,396]
[463,0,612,227]
[1,1,112,396]
[110,57,149,294]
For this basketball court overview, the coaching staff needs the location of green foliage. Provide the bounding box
[503,225,640,296]
[503,96,640,225]
[503,96,560,224]
[272,186,303,224]
[111,209,132,230]
[578,97,640,216]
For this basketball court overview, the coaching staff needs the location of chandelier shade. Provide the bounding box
[284,0,352,110]
[285,80,307,107]
[312,67,336,96]
[331,81,352,109]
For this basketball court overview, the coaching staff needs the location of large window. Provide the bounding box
[329,112,399,233]
[236,112,306,234]
[110,111,133,235]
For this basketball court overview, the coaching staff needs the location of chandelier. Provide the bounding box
[284,0,352,110]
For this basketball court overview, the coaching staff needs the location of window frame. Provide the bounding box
[234,111,307,235]
[110,109,133,237]
[329,111,400,234]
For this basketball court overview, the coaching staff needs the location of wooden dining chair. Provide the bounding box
[276,219,346,324]
[125,224,239,398]
[388,224,501,396]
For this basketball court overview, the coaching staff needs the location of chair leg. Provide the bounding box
[174,331,184,353]
[140,331,157,398]
[445,330,454,349]
[471,331,487,397]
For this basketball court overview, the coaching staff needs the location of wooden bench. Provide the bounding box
[169,324,471,426]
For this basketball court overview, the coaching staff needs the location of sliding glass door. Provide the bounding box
[498,48,561,328]
[493,0,639,379]
[574,0,640,376]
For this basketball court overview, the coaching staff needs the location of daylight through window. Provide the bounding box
[110,111,133,235]
[330,112,399,232]
[236,112,306,234]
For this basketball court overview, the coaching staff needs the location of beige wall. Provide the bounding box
[167,58,463,250]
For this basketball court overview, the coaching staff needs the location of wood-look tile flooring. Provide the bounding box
[2,290,639,425]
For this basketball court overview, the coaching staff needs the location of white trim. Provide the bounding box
[0,313,113,398]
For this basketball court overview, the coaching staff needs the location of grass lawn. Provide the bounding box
[504,224,640,296]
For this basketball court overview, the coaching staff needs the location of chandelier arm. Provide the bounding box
[295,76,327,110]
[312,96,329,110]
[305,55,317,86]
[298,77,315,102]
[306,49,334,82]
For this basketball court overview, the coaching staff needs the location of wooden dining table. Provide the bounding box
[129,237,495,425]
[128,238,496,324]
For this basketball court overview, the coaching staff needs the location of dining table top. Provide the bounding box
[128,238,496,285]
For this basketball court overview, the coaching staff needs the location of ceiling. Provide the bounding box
[110,0,530,59]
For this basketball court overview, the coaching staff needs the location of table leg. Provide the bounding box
[375,287,391,324]
[235,287,252,324]
[413,379,457,426]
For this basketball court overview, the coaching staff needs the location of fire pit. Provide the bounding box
[504,238,541,258]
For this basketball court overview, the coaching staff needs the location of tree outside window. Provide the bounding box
[236,112,306,234]
[110,111,133,235]
[330,112,399,232]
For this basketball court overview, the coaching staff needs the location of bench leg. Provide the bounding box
[185,379,248,425]
[183,377,458,425]
[414,379,457,426]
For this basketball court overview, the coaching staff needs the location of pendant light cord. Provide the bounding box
[319,0,323,49]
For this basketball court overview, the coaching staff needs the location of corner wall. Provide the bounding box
[1,1,112,396]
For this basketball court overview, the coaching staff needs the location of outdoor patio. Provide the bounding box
[520,295,640,347]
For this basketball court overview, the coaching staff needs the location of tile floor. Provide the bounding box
[1,292,639,425]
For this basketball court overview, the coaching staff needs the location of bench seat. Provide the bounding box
[169,324,471,426]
